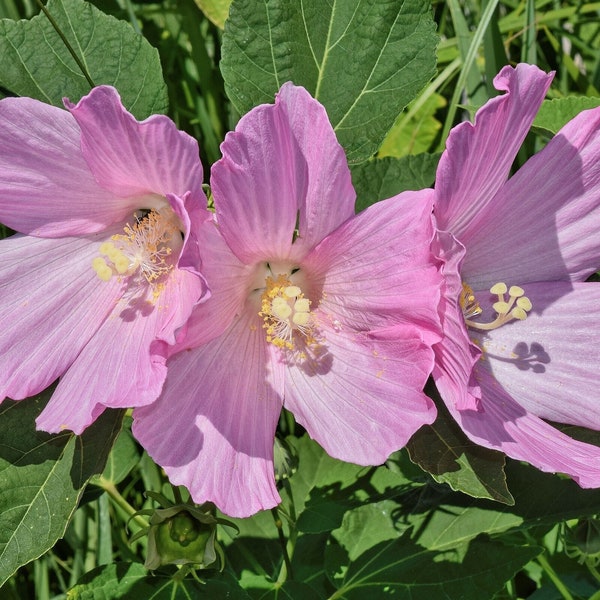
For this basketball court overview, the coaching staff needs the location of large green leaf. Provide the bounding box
[351,152,441,211]
[406,387,513,505]
[532,96,600,136]
[68,562,250,599]
[0,0,167,118]
[220,0,438,163]
[0,393,123,586]
[406,461,600,552]
[325,531,540,599]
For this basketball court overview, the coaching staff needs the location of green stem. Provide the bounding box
[95,476,148,529]
[271,506,294,581]
[536,552,574,600]
[35,0,96,89]
[586,560,600,586]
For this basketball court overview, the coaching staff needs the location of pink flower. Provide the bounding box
[132,83,443,517]
[0,86,210,433]
[432,63,600,485]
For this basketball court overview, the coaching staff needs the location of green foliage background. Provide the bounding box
[0,0,599,598]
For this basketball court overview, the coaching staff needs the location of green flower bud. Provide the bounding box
[564,518,600,565]
[274,436,298,483]
[145,505,218,570]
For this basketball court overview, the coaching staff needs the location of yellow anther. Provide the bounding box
[516,296,532,311]
[509,285,524,297]
[92,209,180,287]
[463,280,533,332]
[285,285,301,298]
[492,301,510,314]
[293,312,311,326]
[511,307,527,320]
[294,298,310,313]
[259,273,316,350]
[490,282,507,295]
[459,283,482,319]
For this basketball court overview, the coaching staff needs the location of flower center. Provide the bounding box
[259,274,315,350]
[92,208,181,285]
[461,282,532,331]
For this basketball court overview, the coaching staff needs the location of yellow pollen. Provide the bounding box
[459,283,482,319]
[92,209,178,286]
[463,281,533,331]
[259,274,316,350]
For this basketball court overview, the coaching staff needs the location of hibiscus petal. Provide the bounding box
[37,257,206,434]
[303,190,441,339]
[212,84,355,263]
[470,281,600,430]
[276,83,355,258]
[169,219,257,352]
[435,63,553,239]
[0,96,134,236]
[283,324,437,465]
[460,105,600,288]
[448,366,600,488]
[132,310,284,518]
[66,86,205,206]
[0,233,120,401]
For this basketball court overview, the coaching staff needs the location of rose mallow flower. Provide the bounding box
[432,63,600,484]
[0,86,209,433]
[132,83,443,517]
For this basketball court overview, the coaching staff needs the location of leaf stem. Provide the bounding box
[536,552,574,600]
[95,475,148,529]
[271,505,294,581]
[35,0,96,89]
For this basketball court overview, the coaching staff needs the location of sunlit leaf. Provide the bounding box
[221,0,438,162]
[532,96,600,136]
[0,393,123,586]
[0,0,167,118]
[194,0,232,29]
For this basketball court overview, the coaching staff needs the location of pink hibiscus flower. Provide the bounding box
[0,86,209,434]
[432,63,600,484]
[132,83,443,517]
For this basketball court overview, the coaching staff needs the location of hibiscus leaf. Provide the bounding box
[0,0,167,118]
[193,0,232,29]
[406,384,514,505]
[351,152,441,211]
[220,0,438,163]
[68,562,250,598]
[325,531,540,599]
[0,392,124,586]
[533,96,600,136]
[286,435,416,534]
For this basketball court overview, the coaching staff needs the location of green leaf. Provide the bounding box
[287,435,415,534]
[378,93,446,158]
[68,562,250,599]
[325,531,540,599]
[406,461,600,552]
[93,415,140,485]
[194,0,232,29]
[0,0,167,118]
[0,393,124,586]
[406,384,514,504]
[351,152,441,211]
[221,0,438,162]
[533,96,600,136]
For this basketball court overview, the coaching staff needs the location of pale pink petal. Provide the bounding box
[303,190,441,338]
[132,309,284,518]
[435,64,553,239]
[37,255,207,434]
[169,219,257,352]
[470,281,600,430]
[447,367,600,488]
[212,84,355,264]
[0,233,121,401]
[276,83,355,258]
[211,99,302,263]
[431,231,482,411]
[283,325,437,465]
[460,105,600,289]
[66,86,205,206]
[0,96,135,236]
